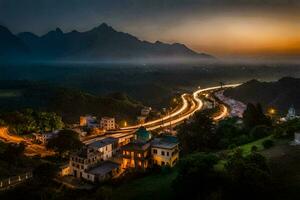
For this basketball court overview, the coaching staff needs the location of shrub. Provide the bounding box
[251,145,258,152]
[262,139,274,149]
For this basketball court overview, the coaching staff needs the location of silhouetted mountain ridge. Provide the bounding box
[0,23,213,61]
[224,77,300,114]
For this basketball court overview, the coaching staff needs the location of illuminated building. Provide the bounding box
[88,137,118,160]
[151,135,179,167]
[80,115,98,128]
[141,107,152,116]
[121,127,180,170]
[121,127,152,170]
[69,146,120,182]
[100,117,116,130]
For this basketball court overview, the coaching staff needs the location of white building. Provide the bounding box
[88,137,118,160]
[286,106,298,120]
[141,107,152,116]
[69,146,120,182]
[100,117,116,130]
[151,135,179,167]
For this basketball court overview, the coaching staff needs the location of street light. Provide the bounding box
[269,108,276,115]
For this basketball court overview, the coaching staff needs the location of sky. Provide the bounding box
[1,0,300,57]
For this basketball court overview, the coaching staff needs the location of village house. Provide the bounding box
[151,135,179,167]
[121,127,180,170]
[80,115,98,128]
[69,146,120,183]
[88,137,118,160]
[121,127,152,170]
[33,130,59,144]
[100,117,116,130]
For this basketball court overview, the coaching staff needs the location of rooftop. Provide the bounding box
[122,141,151,151]
[151,135,179,149]
[101,117,115,121]
[88,161,120,176]
[89,137,118,149]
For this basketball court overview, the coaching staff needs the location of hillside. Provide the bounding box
[224,77,300,114]
[0,23,212,61]
[0,80,143,123]
[0,25,28,59]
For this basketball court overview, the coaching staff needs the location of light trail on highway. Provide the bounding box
[84,83,241,144]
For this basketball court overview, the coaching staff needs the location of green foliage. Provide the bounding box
[250,125,271,140]
[274,119,300,138]
[243,103,271,130]
[251,145,258,152]
[262,139,274,149]
[46,129,83,156]
[225,151,271,198]
[172,152,221,199]
[0,109,63,135]
[177,112,216,153]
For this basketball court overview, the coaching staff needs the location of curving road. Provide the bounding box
[84,83,240,144]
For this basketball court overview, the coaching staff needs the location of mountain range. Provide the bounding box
[0,23,212,61]
[224,77,300,114]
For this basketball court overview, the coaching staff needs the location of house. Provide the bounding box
[69,146,120,183]
[69,147,101,179]
[33,130,59,144]
[88,137,118,160]
[151,135,179,167]
[141,107,152,116]
[85,161,120,182]
[100,117,116,130]
[80,115,98,128]
[121,127,152,170]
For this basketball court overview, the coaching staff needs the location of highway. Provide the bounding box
[84,83,240,144]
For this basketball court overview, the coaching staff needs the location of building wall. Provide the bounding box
[69,152,100,178]
[96,144,113,160]
[100,118,116,130]
[151,147,179,167]
[121,149,150,170]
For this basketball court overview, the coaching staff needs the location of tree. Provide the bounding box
[46,130,83,156]
[177,112,216,153]
[172,153,221,199]
[262,139,274,149]
[225,151,271,199]
[243,103,271,130]
[250,125,271,140]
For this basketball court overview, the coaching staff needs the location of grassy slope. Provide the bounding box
[112,170,177,200]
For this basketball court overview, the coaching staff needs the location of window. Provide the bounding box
[161,161,165,165]
[167,152,169,156]
[153,149,157,154]
[161,151,165,156]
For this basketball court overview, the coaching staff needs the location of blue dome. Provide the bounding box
[136,126,152,142]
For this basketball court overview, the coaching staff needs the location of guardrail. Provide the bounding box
[0,172,32,191]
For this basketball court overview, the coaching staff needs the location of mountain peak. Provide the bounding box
[55,28,63,34]
[92,23,114,32]
[0,25,12,35]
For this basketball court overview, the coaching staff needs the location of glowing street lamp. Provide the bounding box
[269,108,276,115]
